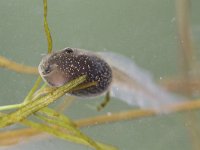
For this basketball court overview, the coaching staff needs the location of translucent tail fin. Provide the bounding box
[97,51,184,113]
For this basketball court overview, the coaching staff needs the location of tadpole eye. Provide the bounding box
[63,47,73,54]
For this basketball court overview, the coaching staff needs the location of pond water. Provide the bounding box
[0,0,200,150]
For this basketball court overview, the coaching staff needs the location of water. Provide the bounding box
[0,0,200,150]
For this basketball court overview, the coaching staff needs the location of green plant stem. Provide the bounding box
[22,119,116,150]
[36,107,76,127]
[0,77,42,111]
[0,103,24,111]
[43,0,53,53]
[35,108,103,149]
[24,76,42,103]
[0,76,86,128]
[33,114,102,150]
[22,119,94,148]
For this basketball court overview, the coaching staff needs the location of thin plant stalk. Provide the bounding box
[43,0,53,53]
[0,55,38,74]
[23,76,43,103]
[0,76,86,128]
[176,1,200,149]
[0,77,43,111]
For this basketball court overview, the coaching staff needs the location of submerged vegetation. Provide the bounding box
[0,0,116,150]
[0,0,200,150]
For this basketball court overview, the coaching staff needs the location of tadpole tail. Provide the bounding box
[97,51,185,113]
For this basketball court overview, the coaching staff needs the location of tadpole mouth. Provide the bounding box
[42,64,51,74]
[38,61,59,77]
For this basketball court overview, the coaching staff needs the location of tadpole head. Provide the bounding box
[38,54,56,75]
[38,53,69,87]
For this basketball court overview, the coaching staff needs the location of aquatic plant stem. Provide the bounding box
[76,99,200,127]
[43,0,53,53]
[176,1,200,149]
[0,77,42,111]
[23,76,42,103]
[0,76,86,128]
[0,103,24,111]
[21,120,104,150]
[176,0,194,73]
[0,55,38,74]
[0,77,118,150]
[33,108,114,150]
[0,80,95,112]
[2,98,200,144]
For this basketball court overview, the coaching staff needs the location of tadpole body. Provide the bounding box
[38,48,112,97]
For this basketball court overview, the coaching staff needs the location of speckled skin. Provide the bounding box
[38,48,112,97]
